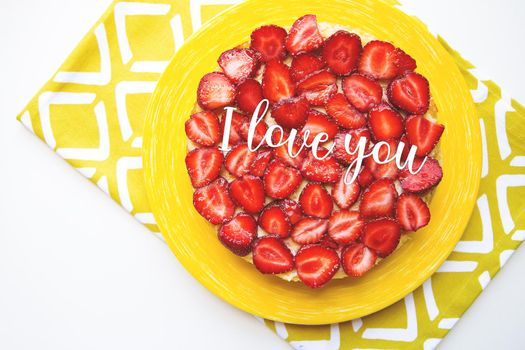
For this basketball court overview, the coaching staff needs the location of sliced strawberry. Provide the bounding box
[279,199,303,225]
[325,93,367,129]
[322,30,362,76]
[333,128,371,165]
[399,157,442,193]
[368,105,404,141]
[300,147,341,183]
[185,148,223,188]
[240,116,268,146]
[357,166,375,188]
[249,148,273,177]
[262,60,295,104]
[396,193,430,232]
[358,40,398,80]
[185,111,220,146]
[252,236,294,274]
[399,134,410,162]
[290,53,326,82]
[331,174,360,209]
[236,79,264,115]
[291,217,328,244]
[320,235,339,250]
[405,115,445,156]
[299,183,333,219]
[271,97,309,129]
[250,25,288,62]
[361,218,401,258]
[342,74,383,112]
[259,204,291,238]
[218,213,257,256]
[273,140,306,168]
[218,48,260,83]
[388,72,430,114]
[359,178,398,219]
[197,72,236,110]
[295,245,340,288]
[220,110,247,146]
[263,160,302,199]
[193,177,235,224]
[296,70,337,106]
[229,175,265,214]
[365,139,400,180]
[285,14,324,56]
[328,210,364,245]
[341,243,377,277]
[225,143,258,178]
[300,110,338,143]
[395,48,416,75]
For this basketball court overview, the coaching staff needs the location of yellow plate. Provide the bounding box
[143,0,481,325]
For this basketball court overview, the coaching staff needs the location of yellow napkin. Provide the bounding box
[17,0,525,348]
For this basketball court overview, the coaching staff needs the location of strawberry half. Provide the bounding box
[405,115,444,156]
[185,147,223,188]
[185,111,220,147]
[193,177,235,224]
[300,110,338,143]
[396,193,431,232]
[301,147,342,183]
[357,166,375,188]
[252,236,294,274]
[325,93,367,129]
[259,204,291,238]
[364,139,400,180]
[218,213,257,256]
[291,217,328,244]
[333,128,371,165]
[262,60,295,103]
[331,174,360,209]
[220,110,246,146]
[341,243,377,277]
[322,30,362,76]
[342,74,383,112]
[320,235,339,250]
[263,160,302,199]
[399,157,442,193]
[395,48,417,75]
[290,53,326,82]
[249,148,273,177]
[229,175,265,214]
[236,79,264,115]
[299,183,333,219]
[285,14,324,56]
[388,72,430,114]
[361,218,401,258]
[358,40,398,80]
[359,178,398,219]
[197,72,236,110]
[295,245,340,288]
[271,97,309,129]
[296,70,337,106]
[218,48,260,83]
[368,105,404,141]
[273,140,306,168]
[279,199,303,225]
[225,143,258,178]
[328,210,364,245]
[250,25,288,62]
[239,117,268,146]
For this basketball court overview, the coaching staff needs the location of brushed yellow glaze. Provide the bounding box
[143,0,482,325]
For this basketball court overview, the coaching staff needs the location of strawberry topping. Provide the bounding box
[185,111,221,147]
[368,105,404,141]
[220,111,246,146]
[332,128,371,165]
[279,199,303,225]
[185,147,223,188]
[263,160,302,199]
[325,93,367,129]
[364,139,400,180]
[357,166,375,188]
[273,140,306,168]
[291,217,328,244]
[290,53,326,81]
[399,157,442,193]
[341,243,377,277]
[193,177,235,224]
[225,143,258,178]
[218,48,260,83]
[328,210,364,245]
[250,25,288,62]
[249,148,273,177]
[359,178,398,219]
[236,79,264,115]
[358,40,398,80]
[299,183,333,219]
[405,115,444,157]
[361,218,401,258]
[342,74,383,112]
[271,97,309,129]
[295,245,340,288]
[300,110,338,143]
[218,213,257,256]
[300,147,342,183]
[322,30,362,76]
[388,72,430,114]
[285,14,324,55]
[197,72,236,110]
[252,236,294,274]
[259,204,291,238]
[396,193,431,232]
[262,60,295,103]
[296,70,338,106]
[229,175,265,214]
[331,174,360,209]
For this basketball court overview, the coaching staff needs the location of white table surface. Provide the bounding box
[1,0,524,349]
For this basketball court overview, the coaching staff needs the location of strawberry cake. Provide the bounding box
[184,15,444,288]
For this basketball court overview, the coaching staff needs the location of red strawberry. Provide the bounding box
[252,236,294,274]
[295,245,340,288]
[185,111,220,146]
[285,14,324,56]
[368,105,404,141]
[218,213,257,256]
[197,72,236,110]
[364,139,400,180]
[225,143,258,178]
[271,97,309,129]
[229,175,265,214]
[220,110,247,146]
[299,183,333,219]
[359,178,398,219]
[320,235,339,250]
[259,204,291,238]
[296,70,337,106]
[358,40,398,80]
[291,217,328,244]
[290,53,326,81]
[185,148,223,188]
[399,134,411,162]
[357,166,375,188]
[342,74,383,112]
[250,25,288,62]
[218,48,260,83]
[405,115,445,156]
[396,193,430,231]
[300,110,338,143]
[388,72,430,114]
[263,160,302,199]
[249,148,273,177]
[193,177,235,224]
[361,218,401,257]
[333,128,371,165]
[279,199,303,225]
[236,79,264,115]
[399,157,442,193]
[325,93,367,129]
[262,60,295,103]
[331,174,360,209]
[328,210,364,245]
[273,140,307,168]
[341,243,377,277]
[301,147,341,183]
[395,48,416,75]
[239,117,268,146]
[322,31,362,76]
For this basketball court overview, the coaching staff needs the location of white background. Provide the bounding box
[1,0,524,349]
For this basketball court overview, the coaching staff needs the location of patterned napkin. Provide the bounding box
[17,0,525,348]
